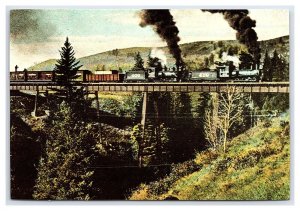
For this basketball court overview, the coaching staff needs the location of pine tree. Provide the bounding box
[271,50,281,81]
[33,102,96,200]
[54,37,83,102]
[209,53,214,66]
[239,51,253,69]
[204,57,209,68]
[262,50,271,81]
[133,52,144,70]
[227,46,234,56]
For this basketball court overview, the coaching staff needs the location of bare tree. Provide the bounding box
[217,86,244,152]
[204,86,246,152]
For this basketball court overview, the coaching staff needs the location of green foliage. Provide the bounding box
[217,41,224,48]
[208,53,214,66]
[10,113,41,199]
[204,57,209,68]
[271,50,289,81]
[130,160,201,200]
[129,115,290,200]
[130,123,170,166]
[218,48,224,59]
[33,102,96,200]
[227,45,239,56]
[133,52,145,70]
[262,50,271,81]
[100,98,124,116]
[262,94,289,113]
[239,51,253,69]
[262,49,289,82]
[98,93,143,122]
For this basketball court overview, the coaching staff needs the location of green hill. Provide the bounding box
[28,36,289,72]
[28,59,57,71]
[129,113,290,200]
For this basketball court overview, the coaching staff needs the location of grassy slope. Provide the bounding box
[28,36,289,71]
[129,114,290,200]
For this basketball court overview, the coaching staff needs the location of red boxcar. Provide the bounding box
[86,74,119,82]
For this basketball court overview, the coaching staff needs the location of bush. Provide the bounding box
[135,160,202,197]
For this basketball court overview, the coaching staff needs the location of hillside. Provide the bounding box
[129,113,290,200]
[28,36,289,71]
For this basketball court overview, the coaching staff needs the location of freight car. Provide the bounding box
[85,70,124,82]
[10,69,91,82]
[10,70,54,81]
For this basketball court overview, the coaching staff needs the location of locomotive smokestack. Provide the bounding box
[202,10,261,65]
[139,9,184,67]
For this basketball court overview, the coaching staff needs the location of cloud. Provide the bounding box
[10,10,57,44]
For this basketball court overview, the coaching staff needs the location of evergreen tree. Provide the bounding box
[227,46,234,56]
[209,53,214,66]
[262,50,271,81]
[33,102,97,200]
[271,50,288,81]
[133,52,144,70]
[239,51,253,69]
[54,37,83,102]
[218,48,224,59]
[204,57,209,68]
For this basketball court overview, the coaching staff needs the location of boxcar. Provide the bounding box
[85,70,120,82]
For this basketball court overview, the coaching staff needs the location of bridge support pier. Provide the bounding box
[139,92,148,168]
[31,88,39,117]
[95,91,102,143]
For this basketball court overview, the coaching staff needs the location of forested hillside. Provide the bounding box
[28,36,289,73]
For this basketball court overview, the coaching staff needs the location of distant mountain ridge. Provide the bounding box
[28,35,289,71]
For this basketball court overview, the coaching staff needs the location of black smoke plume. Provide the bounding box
[139,9,184,67]
[10,10,56,43]
[202,10,261,64]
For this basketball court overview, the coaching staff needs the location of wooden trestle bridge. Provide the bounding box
[10,82,289,93]
[10,81,289,118]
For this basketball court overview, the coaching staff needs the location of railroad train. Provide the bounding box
[10,62,262,83]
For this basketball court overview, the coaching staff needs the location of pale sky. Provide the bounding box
[10,9,289,70]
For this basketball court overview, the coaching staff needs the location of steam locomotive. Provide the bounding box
[10,62,262,83]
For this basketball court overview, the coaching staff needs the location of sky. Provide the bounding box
[10,9,289,70]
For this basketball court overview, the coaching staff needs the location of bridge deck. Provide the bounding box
[10,82,290,93]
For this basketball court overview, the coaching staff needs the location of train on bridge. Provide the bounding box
[10,62,262,83]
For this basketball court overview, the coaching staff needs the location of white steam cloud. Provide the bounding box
[222,52,241,67]
[150,48,167,66]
